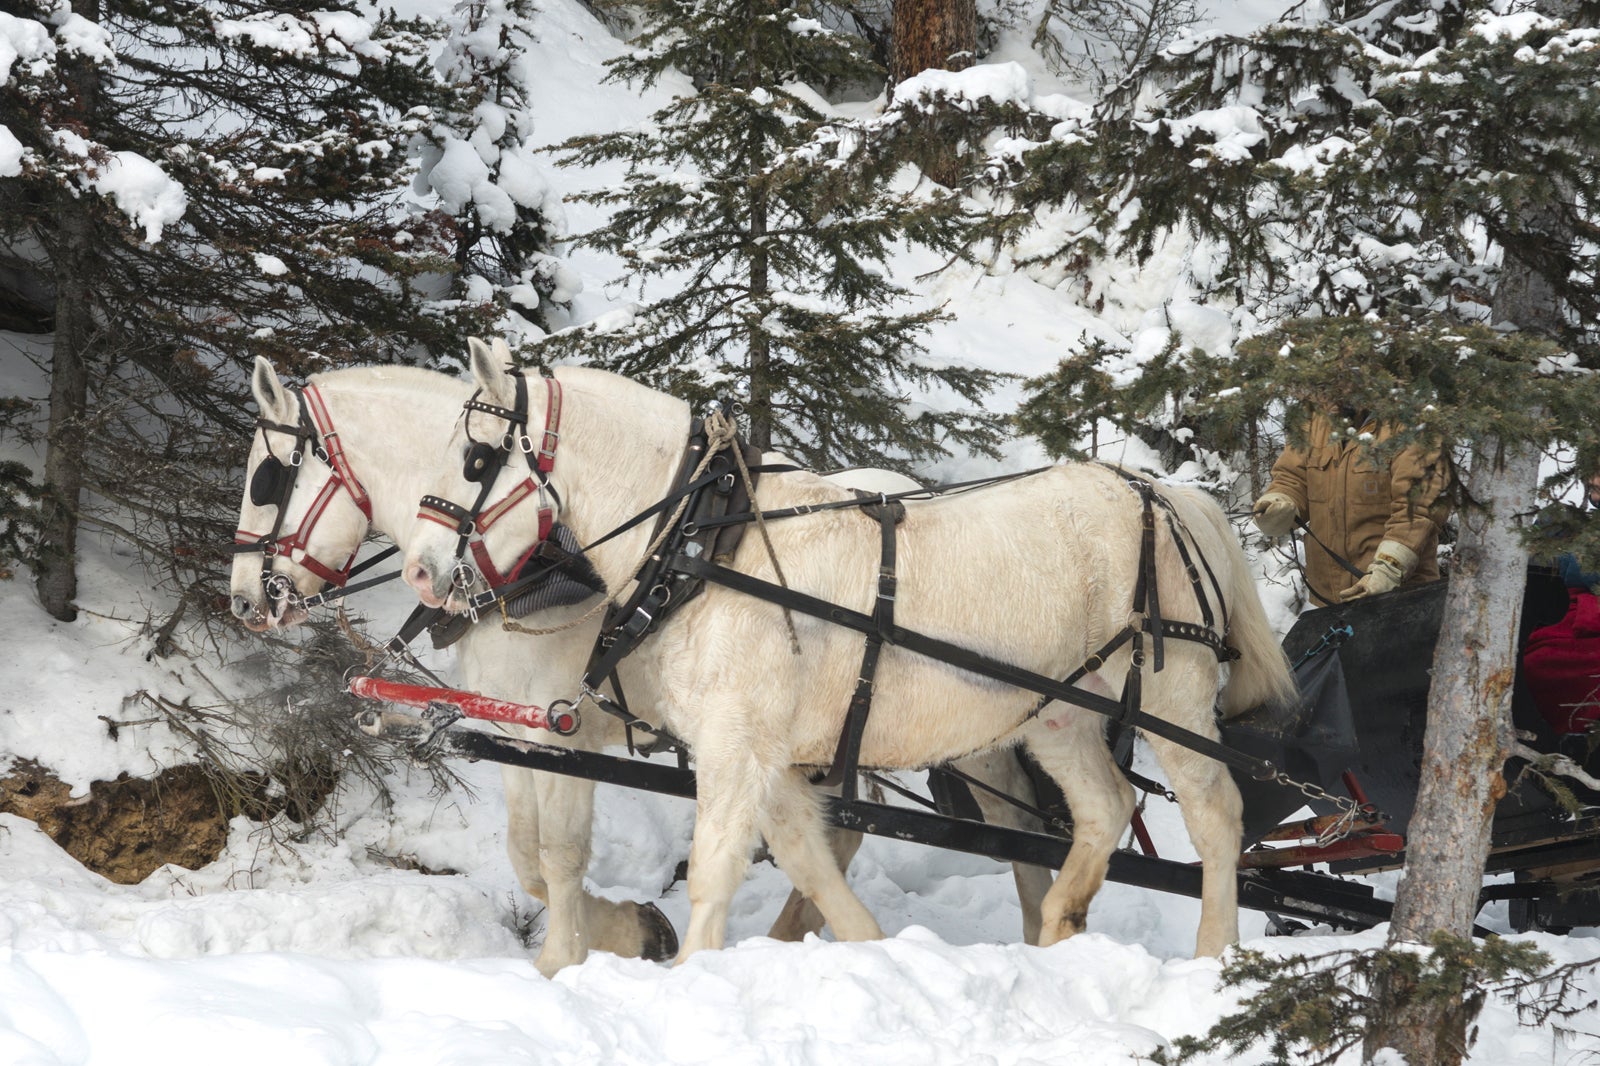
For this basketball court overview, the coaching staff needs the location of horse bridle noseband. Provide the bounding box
[230,384,375,600]
[415,369,563,595]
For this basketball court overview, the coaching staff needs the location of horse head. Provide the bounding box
[229,357,375,631]
[402,337,693,616]
[403,337,566,612]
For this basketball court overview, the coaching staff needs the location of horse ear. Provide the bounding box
[250,356,295,424]
[467,336,515,405]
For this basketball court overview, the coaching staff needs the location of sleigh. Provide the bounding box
[348,564,1600,937]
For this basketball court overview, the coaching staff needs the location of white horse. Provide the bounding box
[401,339,1297,960]
[229,360,1051,973]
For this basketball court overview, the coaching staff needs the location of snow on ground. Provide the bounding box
[6,0,1600,1062]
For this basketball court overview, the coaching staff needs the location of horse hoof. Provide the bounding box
[636,901,678,962]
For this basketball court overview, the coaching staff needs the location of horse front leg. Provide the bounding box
[678,715,795,960]
[760,770,882,942]
[529,767,677,975]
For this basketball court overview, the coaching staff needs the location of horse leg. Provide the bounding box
[502,764,549,909]
[680,722,843,959]
[527,768,676,974]
[766,822,862,941]
[1142,728,1243,957]
[955,748,1055,946]
[760,770,882,942]
[1020,706,1135,947]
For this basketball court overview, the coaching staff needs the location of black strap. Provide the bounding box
[688,466,1052,533]
[1133,484,1164,671]
[380,603,449,685]
[819,501,902,797]
[668,553,1277,780]
[1296,516,1367,579]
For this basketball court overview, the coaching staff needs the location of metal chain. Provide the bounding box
[1263,766,1381,844]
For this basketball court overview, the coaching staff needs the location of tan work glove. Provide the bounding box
[1339,541,1419,602]
[1250,492,1299,537]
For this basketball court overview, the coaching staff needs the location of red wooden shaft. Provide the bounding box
[348,675,577,734]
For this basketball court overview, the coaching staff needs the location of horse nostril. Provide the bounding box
[231,595,256,619]
[408,563,431,590]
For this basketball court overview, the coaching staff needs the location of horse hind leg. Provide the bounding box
[955,748,1055,945]
[1020,706,1136,947]
[1142,728,1242,957]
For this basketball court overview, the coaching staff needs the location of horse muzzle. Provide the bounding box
[404,555,459,612]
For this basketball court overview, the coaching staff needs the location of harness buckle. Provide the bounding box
[622,605,654,638]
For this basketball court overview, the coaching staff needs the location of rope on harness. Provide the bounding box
[711,408,802,655]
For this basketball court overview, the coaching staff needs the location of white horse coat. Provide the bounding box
[230,360,1051,974]
[402,339,1297,960]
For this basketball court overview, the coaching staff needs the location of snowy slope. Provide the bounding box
[3,0,1600,1063]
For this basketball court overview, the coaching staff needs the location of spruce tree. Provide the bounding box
[544,0,1004,469]
[421,0,578,348]
[0,2,478,628]
[1006,3,1600,1063]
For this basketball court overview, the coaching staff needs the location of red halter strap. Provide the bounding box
[234,384,375,588]
[414,373,562,592]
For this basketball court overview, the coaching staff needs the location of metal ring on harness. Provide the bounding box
[545,699,581,736]
[451,562,480,592]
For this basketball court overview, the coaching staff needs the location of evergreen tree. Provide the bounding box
[0,1,480,629]
[544,0,1004,468]
[421,0,578,348]
[1007,3,1600,1063]
[1031,0,1202,90]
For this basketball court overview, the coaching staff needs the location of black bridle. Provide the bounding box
[415,370,564,604]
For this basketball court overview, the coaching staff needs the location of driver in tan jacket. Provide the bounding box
[1251,410,1451,606]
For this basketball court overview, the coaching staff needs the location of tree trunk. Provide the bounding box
[1361,439,1536,1065]
[746,183,771,452]
[1364,196,1566,1066]
[889,0,976,186]
[890,0,976,84]
[34,0,102,622]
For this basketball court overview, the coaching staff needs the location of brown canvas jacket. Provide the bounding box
[1267,412,1451,605]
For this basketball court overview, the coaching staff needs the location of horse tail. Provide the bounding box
[1158,482,1297,719]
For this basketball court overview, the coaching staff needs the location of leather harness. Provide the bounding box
[379,375,1271,782]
